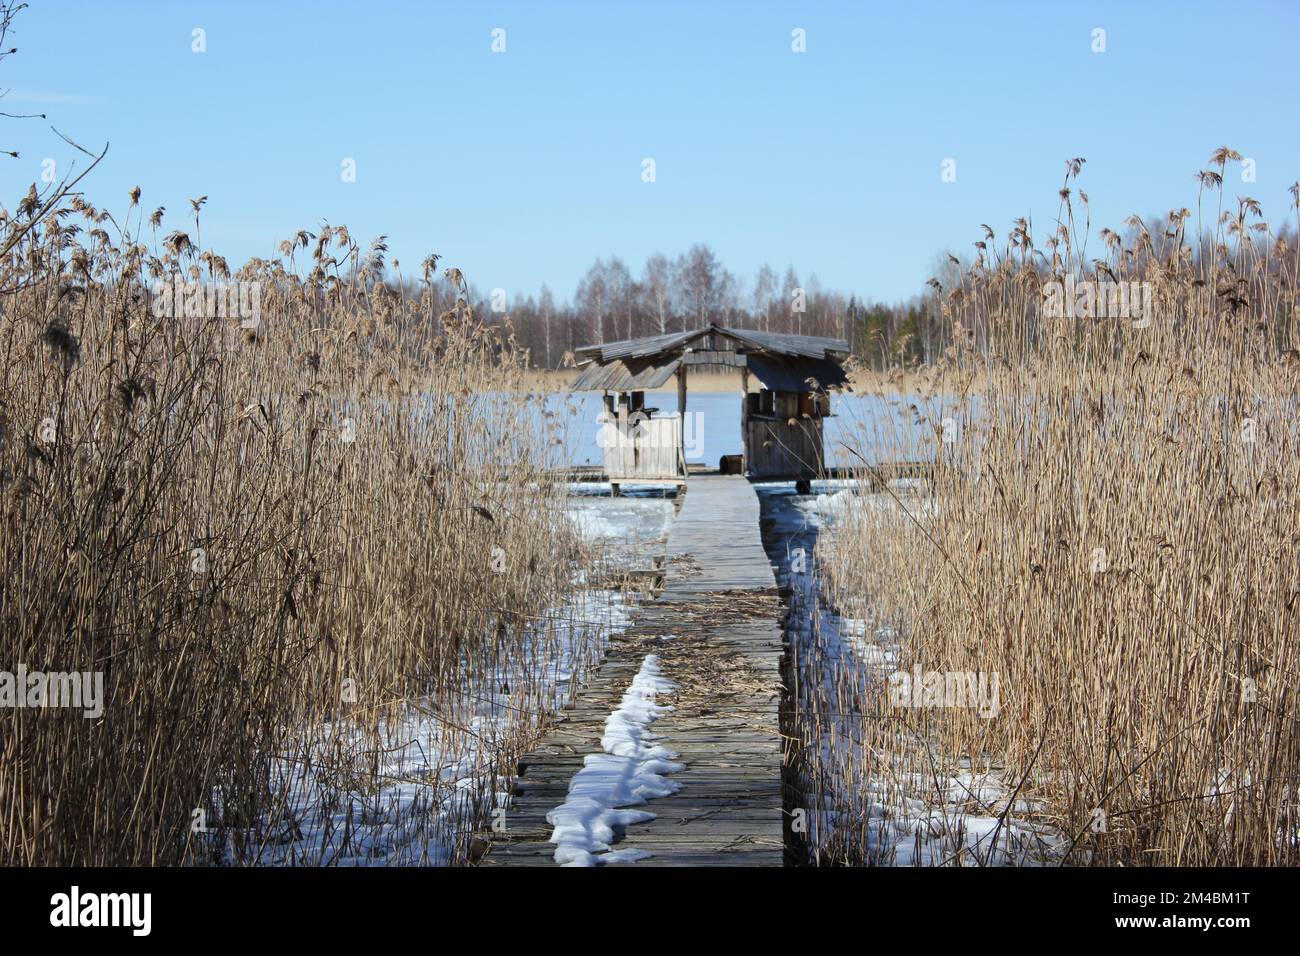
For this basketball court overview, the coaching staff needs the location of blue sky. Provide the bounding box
[3,0,1298,305]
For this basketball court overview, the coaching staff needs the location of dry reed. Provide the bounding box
[0,184,601,864]
[797,155,1300,866]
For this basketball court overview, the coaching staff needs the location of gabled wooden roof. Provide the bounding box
[571,323,849,392]
[575,323,848,363]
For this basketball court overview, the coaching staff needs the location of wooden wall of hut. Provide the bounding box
[598,416,681,481]
[743,390,827,480]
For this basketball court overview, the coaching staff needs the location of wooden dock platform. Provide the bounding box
[483,475,787,867]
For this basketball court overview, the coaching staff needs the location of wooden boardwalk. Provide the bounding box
[483,475,787,866]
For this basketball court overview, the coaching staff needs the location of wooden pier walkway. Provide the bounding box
[484,475,787,866]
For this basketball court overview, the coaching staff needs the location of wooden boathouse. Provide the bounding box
[570,323,850,493]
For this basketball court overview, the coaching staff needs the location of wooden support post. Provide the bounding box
[740,367,749,476]
[676,365,687,478]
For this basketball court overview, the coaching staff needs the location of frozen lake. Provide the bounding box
[537,390,974,469]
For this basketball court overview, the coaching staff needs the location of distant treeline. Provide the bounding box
[393,243,937,370]
[385,209,1299,370]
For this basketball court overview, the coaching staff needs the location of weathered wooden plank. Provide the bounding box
[483,475,786,868]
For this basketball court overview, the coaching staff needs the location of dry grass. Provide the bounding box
[797,155,1300,866]
[0,186,602,864]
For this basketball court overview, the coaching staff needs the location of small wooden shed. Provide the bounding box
[571,323,849,491]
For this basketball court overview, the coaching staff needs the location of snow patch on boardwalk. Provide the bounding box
[547,653,683,866]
